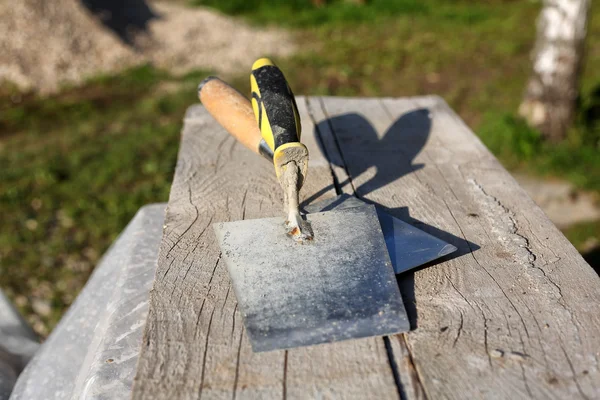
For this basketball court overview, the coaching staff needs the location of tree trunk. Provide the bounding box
[519,0,591,142]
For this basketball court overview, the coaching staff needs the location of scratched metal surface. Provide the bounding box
[305,194,457,274]
[214,204,410,352]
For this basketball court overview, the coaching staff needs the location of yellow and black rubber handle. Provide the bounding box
[198,76,274,160]
[250,58,309,183]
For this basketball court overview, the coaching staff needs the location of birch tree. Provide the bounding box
[519,0,591,142]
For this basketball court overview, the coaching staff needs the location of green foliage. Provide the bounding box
[211,0,600,196]
[193,0,312,15]
[565,221,600,248]
[0,66,209,334]
[1,65,169,134]
[478,114,543,163]
[564,221,600,272]
[190,0,497,27]
[3,0,600,335]
[478,112,600,192]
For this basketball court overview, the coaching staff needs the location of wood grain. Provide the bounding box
[133,95,600,399]
[198,77,263,156]
[132,98,401,399]
[317,96,600,399]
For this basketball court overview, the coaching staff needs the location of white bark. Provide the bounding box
[519,0,591,141]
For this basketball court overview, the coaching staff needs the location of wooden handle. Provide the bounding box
[198,77,272,160]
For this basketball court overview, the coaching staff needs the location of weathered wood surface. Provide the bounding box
[133,96,600,399]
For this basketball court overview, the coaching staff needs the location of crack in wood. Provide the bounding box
[560,341,590,400]
[221,284,231,312]
[443,272,476,311]
[310,96,418,399]
[282,351,288,400]
[206,256,221,286]
[475,302,493,368]
[215,133,230,169]
[181,214,215,268]
[162,257,177,280]
[304,97,342,194]
[453,311,464,348]
[477,251,533,340]
[198,307,215,400]
[133,99,600,400]
[241,186,249,220]
[466,179,593,380]
[523,302,552,368]
[231,328,244,400]
[399,334,429,400]
[468,179,537,269]
[194,298,207,340]
[317,96,358,194]
[231,303,237,340]
[383,336,404,400]
[501,308,513,339]
[438,191,534,345]
[164,185,200,264]
[520,363,534,399]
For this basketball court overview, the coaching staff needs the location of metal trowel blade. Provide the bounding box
[304,195,457,274]
[213,204,409,352]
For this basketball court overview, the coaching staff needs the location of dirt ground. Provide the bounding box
[515,174,600,229]
[0,0,295,93]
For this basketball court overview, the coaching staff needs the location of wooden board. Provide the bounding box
[132,99,400,400]
[133,96,600,399]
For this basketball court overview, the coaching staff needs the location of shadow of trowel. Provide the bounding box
[304,107,480,330]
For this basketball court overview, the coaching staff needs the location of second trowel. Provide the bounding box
[305,195,457,274]
[199,59,409,352]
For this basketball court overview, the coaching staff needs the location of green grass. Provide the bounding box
[478,114,600,191]
[2,0,600,335]
[565,221,600,251]
[192,0,499,28]
[0,65,208,334]
[215,0,600,191]
[564,221,600,274]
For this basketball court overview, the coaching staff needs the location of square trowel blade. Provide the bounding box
[213,204,410,353]
[304,195,457,274]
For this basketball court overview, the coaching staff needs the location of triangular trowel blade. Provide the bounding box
[304,195,457,274]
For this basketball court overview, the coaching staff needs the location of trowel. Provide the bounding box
[198,59,410,352]
[305,195,457,274]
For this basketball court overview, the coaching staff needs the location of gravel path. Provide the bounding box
[515,174,600,228]
[0,0,295,93]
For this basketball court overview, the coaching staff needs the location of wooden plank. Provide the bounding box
[316,96,600,399]
[305,96,426,400]
[132,97,402,399]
